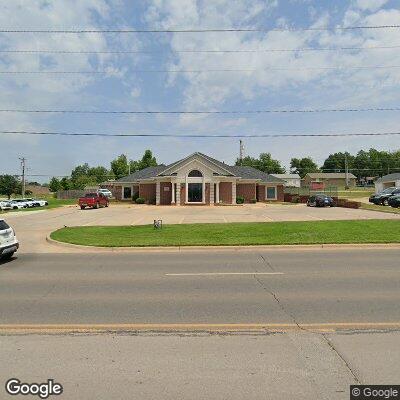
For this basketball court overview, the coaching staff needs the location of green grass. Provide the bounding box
[337,189,374,199]
[50,220,400,247]
[360,203,400,215]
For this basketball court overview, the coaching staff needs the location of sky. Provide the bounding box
[0,0,399,182]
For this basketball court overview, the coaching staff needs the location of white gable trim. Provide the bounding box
[160,153,233,176]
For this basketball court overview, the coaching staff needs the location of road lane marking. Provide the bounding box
[165,272,284,276]
[1,322,400,334]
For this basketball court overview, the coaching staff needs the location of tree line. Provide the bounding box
[1,148,399,198]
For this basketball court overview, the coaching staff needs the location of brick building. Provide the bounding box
[113,152,284,205]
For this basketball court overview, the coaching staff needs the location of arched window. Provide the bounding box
[188,169,203,177]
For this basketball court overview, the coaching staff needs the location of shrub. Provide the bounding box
[135,197,145,204]
[236,195,245,204]
[250,198,257,204]
[132,192,139,202]
[291,195,300,203]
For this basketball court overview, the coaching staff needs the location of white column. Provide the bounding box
[171,182,175,204]
[156,181,160,205]
[176,182,181,205]
[202,179,206,203]
[210,182,215,204]
[216,182,220,203]
[232,181,236,204]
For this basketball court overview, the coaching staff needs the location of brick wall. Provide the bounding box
[277,185,284,201]
[139,183,156,204]
[180,183,186,205]
[256,184,284,202]
[219,182,232,204]
[160,182,172,205]
[236,183,256,203]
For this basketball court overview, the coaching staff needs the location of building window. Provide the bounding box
[188,183,203,202]
[123,186,132,199]
[188,169,203,177]
[266,186,277,200]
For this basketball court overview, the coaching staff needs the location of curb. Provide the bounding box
[46,235,400,253]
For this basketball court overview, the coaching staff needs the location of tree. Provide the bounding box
[49,177,61,192]
[290,157,319,178]
[236,153,285,174]
[110,154,129,179]
[139,150,157,169]
[88,166,111,184]
[321,152,355,173]
[60,177,71,190]
[0,175,20,199]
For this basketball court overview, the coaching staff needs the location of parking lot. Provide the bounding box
[2,203,399,253]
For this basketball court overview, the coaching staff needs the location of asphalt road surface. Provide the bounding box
[1,248,399,326]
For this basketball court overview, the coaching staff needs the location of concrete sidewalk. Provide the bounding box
[1,330,398,400]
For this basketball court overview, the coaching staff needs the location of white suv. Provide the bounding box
[0,219,19,260]
[98,189,113,198]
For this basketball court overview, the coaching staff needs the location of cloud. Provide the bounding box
[355,0,389,12]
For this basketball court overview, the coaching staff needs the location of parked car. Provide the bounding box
[369,187,400,206]
[9,200,27,210]
[307,194,335,207]
[388,195,400,208]
[32,199,49,207]
[0,201,13,211]
[78,192,109,210]
[98,188,113,198]
[0,219,19,260]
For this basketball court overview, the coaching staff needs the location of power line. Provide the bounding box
[1,130,400,138]
[1,65,400,74]
[0,25,399,33]
[2,45,400,54]
[0,107,399,115]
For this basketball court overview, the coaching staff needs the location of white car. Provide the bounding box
[10,201,27,210]
[0,201,13,211]
[98,189,113,198]
[33,199,49,207]
[0,219,19,259]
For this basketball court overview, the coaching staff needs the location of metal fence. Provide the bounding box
[284,186,338,197]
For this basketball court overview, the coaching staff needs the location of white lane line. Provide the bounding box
[165,272,284,276]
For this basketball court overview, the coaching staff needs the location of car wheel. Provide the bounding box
[80,206,85,210]
[105,203,109,207]
[94,203,98,209]
[382,199,389,206]
[1,252,14,260]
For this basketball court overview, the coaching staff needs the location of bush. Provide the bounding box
[132,192,139,202]
[236,195,245,204]
[250,198,257,204]
[135,197,145,204]
[291,195,300,203]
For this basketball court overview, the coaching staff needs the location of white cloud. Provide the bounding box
[355,0,389,12]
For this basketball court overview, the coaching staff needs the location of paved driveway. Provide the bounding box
[3,203,399,253]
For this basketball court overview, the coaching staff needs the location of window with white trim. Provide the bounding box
[266,186,277,200]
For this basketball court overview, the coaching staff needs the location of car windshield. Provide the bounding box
[85,193,97,198]
[381,188,395,194]
[0,220,10,230]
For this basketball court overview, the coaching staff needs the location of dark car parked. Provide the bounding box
[307,194,335,207]
[369,187,400,206]
[388,195,400,208]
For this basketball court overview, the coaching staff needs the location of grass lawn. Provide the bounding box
[337,189,374,199]
[360,203,400,215]
[50,220,400,247]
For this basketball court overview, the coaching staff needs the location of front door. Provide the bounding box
[188,183,202,202]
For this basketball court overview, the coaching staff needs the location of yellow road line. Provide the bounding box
[1,322,400,334]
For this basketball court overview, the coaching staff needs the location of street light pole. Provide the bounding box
[19,157,26,198]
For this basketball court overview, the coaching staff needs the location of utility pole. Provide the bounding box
[344,153,349,189]
[19,157,26,198]
[239,140,245,165]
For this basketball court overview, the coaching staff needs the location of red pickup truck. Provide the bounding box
[78,192,109,210]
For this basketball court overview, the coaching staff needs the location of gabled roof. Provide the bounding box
[375,172,400,183]
[271,173,300,179]
[116,153,285,183]
[116,165,167,182]
[306,172,357,179]
[228,166,285,183]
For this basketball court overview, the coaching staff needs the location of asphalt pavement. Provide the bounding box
[0,249,399,326]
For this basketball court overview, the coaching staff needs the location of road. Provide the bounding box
[1,248,400,399]
[1,248,399,326]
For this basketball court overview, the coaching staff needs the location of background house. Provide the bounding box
[302,172,357,189]
[374,173,400,193]
[271,174,301,187]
